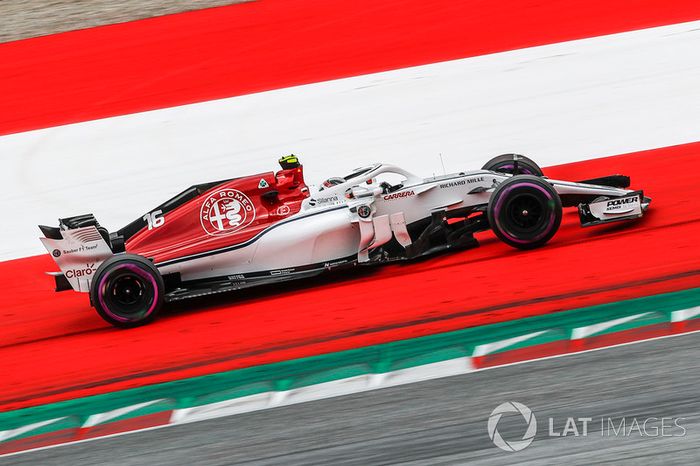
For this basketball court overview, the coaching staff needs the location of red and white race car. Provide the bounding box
[39,154,650,327]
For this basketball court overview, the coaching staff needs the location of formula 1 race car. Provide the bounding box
[39,154,650,327]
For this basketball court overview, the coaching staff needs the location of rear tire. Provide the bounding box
[482,154,543,177]
[90,254,164,328]
[488,175,562,249]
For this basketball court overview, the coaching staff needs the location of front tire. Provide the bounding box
[90,254,164,328]
[488,175,562,250]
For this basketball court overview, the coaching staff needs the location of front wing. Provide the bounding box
[578,190,650,227]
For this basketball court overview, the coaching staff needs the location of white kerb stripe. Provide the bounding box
[0,418,68,443]
[671,306,700,322]
[472,331,548,357]
[82,399,166,428]
[570,313,650,340]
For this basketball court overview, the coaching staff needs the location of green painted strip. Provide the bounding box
[2,286,699,440]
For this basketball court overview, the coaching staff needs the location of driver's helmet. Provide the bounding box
[279,154,301,170]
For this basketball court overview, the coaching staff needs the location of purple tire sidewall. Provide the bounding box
[98,263,159,322]
[493,181,556,244]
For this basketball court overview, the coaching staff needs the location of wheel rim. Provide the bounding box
[98,263,158,322]
[112,275,145,306]
[503,193,547,234]
[493,182,557,244]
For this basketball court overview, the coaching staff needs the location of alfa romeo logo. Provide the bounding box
[357,205,371,218]
[487,401,537,452]
[200,189,256,236]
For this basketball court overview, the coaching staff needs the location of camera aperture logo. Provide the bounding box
[487,401,537,452]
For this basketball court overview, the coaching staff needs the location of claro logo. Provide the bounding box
[65,263,97,279]
[383,190,415,200]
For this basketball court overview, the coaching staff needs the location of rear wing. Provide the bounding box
[39,215,115,292]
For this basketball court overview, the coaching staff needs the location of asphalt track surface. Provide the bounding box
[4,332,698,465]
